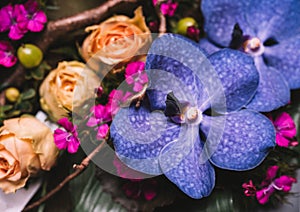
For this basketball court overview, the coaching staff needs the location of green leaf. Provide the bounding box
[31,61,51,80]
[18,101,33,112]
[21,89,36,100]
[70,165,126,212]
[1,105,13,112]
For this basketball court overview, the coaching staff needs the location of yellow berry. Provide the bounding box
[5,87,20,103]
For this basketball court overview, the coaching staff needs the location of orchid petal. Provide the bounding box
[208,49,259,112]
[159,128,215,198]
[202,110,275,170]
[246,58,290,111]
[146,34,222,111]
[201,0,253,47]
[264,36,300,89]
[110,102,183,175]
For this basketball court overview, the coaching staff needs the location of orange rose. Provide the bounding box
[81,7,151,65]
[0,116,58,193]
[39,61,100,121]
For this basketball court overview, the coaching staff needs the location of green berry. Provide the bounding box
[176,17,197,35]
[17,44,43,69]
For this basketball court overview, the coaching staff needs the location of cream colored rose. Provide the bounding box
[0,116,58,193]
[81,7,151,65]
[39,61,100,121]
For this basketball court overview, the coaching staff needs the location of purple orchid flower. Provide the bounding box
[200,0,300,112]
[24,0,47,32]
[54,117,80,154]
[110,34,276,198]
[0,41,17,68]
[0,4,28,40]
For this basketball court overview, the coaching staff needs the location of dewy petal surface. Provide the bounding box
[208,49,259,112]
[146,34,225,112]
[264,0,300,42]
[159,128,215,199]
[246,57,290,111]
[110,102,183,175]
[264,36,300,89]
[243,0,295,41]
[198,38,221,55]
[201,0,253,47]
[201,110,275,170]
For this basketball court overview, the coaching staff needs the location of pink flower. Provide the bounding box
[256,186,276,204]
[261,165,279,187]
[113,156,146,179]
[54,117,80,154]
[0,4,28,40]
[152,0,178,17]
[242,180,257,197]
[0,41,17,67]
[270,112,298,147]
[122,179,158,201]
[24,0,47,32]
[160,1,178,16]
[125,61,148,92]
[86,104,111,140]
[255,165,297,204]
[108,89,133,115]
[87,104,112,127]
[96,124,109,139]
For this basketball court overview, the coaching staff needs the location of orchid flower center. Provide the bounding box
[185,106,202,124]
[243,37,264,57]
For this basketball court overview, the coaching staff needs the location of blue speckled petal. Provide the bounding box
[146,34,226,112]
[198,38,221,56]
[201,0,253,47]
[264,36,300,89]
[110,102,183,175]
[247,57,290,111]
[201,110,276,171]
[208,49,259,112]
[159,126,215,199]
[243,0,296,41]
[263,0,300,42]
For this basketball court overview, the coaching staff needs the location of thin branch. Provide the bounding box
[22,140,106,212]
[155,0,166,36]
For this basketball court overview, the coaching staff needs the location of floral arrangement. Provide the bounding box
[0,0,299,211]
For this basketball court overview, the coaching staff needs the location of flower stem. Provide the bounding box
[22,140,106,211]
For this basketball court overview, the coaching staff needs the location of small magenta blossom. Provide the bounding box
[125,61,148,92]
[108,89,132,116]
[113,156,157,201]
[54,117,80,154]
[0,41,17,68]
[96,123,109,140]
[270,112,298,147]
[24,0,47,32]
[152,0,178,17]
[255,166,296,204]
[87,104,112,127]
[0,4,28,40]
[242,180,257,197]
[86,104,111,140]
[122,179,158,201]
